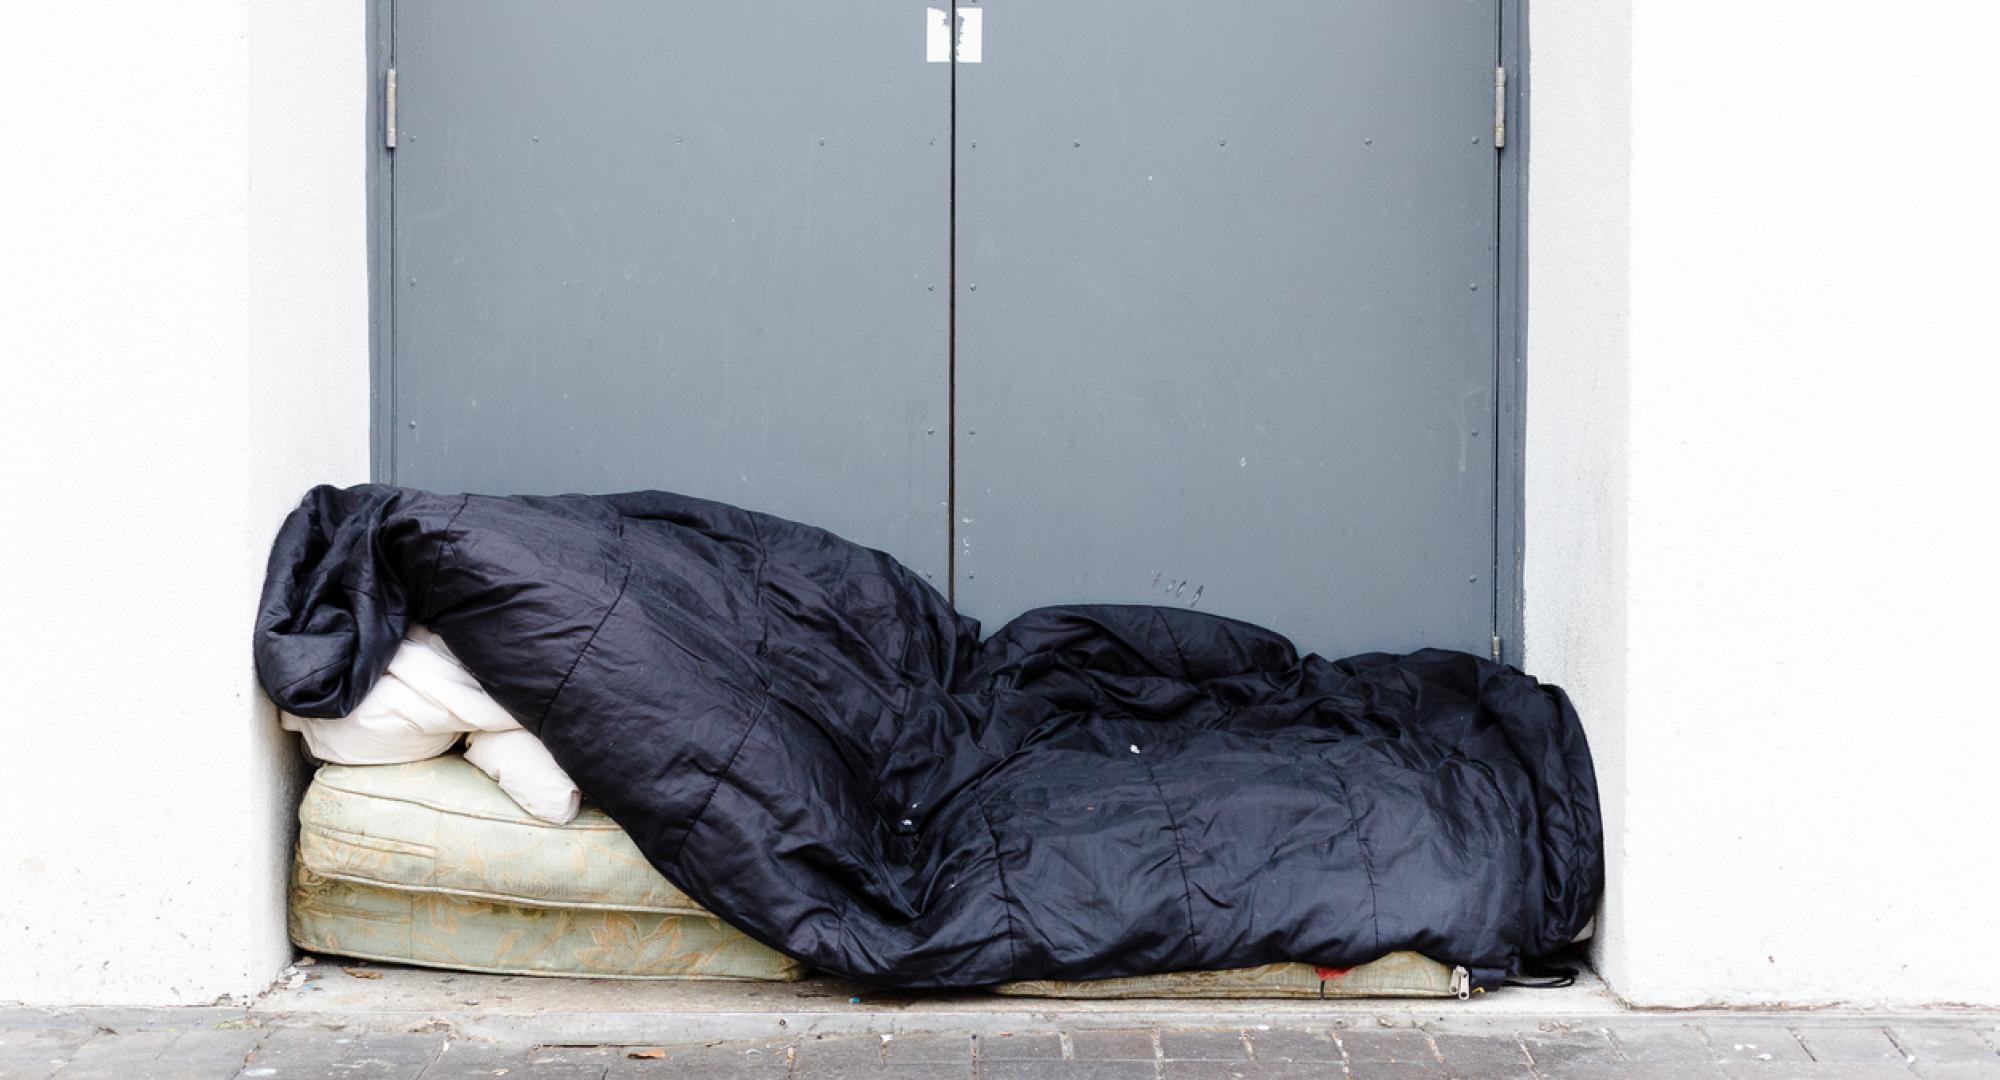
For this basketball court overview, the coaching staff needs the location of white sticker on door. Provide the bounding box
[926,7,951,63]
[927,6,983,63]
[956,7,983,63]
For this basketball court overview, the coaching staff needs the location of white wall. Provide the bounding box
[1528,0,2000,1007]
[1522,0,1636,1002]
[0,3,369,1006]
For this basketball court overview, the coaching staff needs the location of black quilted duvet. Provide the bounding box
[255,485,1602,990]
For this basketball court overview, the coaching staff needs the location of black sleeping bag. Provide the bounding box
[255,485,1602,990]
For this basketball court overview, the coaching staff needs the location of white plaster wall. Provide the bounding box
[1521,0,1636,1000]
[0,2,368,1005]
[1528,1,2000,1006]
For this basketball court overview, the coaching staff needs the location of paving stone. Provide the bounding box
[0,1024,96,1080]
[1337,1029,1440,1066]
[339,1032,449,1075]
[883,1032,976,1064]
[1163,1063,1346,1080]
[787,1035,972,1076]
[67,1026,181,1061]
[51,1027,184,1079]
[1892,1025,2000,1067]
[1427,1032,1535,1079]
[156,1027,266,1074]
[1701,1024,1814,1066]
[981,1063,1157,1080]
[1895,1026,2000,1079]
[1159,1029,1250,1062]
[235,1056,419,1078]
[0,1012,94,1034]
[790,1033,891,1069]
[1606,1023,1720,1064]
[1799,1026,1917,1066]
[1519,1028,1621,1077]
[1343,1062,1450,1080]
[1721,1069,1918,1080]
[1069,1029,1160,1062]
[784,1032,972,1080]
[512,1046,623,1070]
[421,1041,610,1079]
[789,1067,963,1080]
[240,1026,360,1069]
[596,1041,814,1079]
[1243,1028,1344,1065]
[0,1017,97,1043]
[525,1037,830,1076]
[1606,1055,1725,1077]
[1914,1065,2000,1080]
[598,1057,768,1078]
[977,1032,1066,1061]
[68,1063,245,1080]
[234,1028,460,1079]
[1542,1068,1730,1080]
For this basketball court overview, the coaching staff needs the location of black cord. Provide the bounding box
[1503,962,1577,990]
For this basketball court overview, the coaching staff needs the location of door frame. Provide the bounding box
[1496,0,1528,665]
[364,0,1530,662]
[366,0,395,478]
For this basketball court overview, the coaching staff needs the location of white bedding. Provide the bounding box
[281,626,581,824]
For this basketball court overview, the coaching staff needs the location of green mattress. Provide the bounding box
[290,755,1466,996]
[290,756,805,980]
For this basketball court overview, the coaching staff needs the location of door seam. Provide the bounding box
[945,6,960,606]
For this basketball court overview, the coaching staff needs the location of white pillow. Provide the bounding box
[463,728,582,825]
[282,626,582,824]
[281,676,461,765]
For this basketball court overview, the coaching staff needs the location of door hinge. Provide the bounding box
[1493,66,1507,149]
[385,68,398,150]
[1490,635,1504,663]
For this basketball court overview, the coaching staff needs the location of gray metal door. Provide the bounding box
[382,2,1508,657]
[386,1,952,582]
[952,1,1503,657]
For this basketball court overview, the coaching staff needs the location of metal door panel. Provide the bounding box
[390,1,951,581]
[953,1,1501,656]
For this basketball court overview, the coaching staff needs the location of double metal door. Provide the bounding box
[383,1,1508,657]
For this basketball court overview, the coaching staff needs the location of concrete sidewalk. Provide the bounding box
[4,963,1997,1079]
